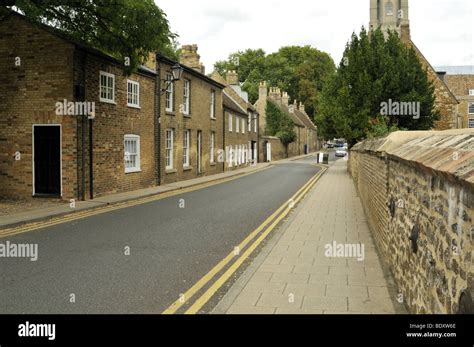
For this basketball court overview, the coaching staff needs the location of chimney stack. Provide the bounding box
[299,102,305,114]
[282,92,289,107]
[259,81,268,100]
[226,70,239,85]
[269,87,282,104]
[179,44,205,74]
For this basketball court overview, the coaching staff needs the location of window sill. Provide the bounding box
[210,162,216,166]
[125,169,141,174]
[183,166,193,171]
[100,99,116,105]
[165,169,177,174]
[183,114,192,118]
[127,104,141,109]
[166,111,176,116]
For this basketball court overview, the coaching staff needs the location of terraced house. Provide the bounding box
[158,45,225,184]
[0,12,157,201]
[211,71,259,170]
[255,82,318,162]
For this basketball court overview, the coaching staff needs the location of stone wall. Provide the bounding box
[349,130,474,313]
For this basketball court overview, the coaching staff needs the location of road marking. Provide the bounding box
[0,166,272,239]
[162,165,326,314]
[184,166,326,314]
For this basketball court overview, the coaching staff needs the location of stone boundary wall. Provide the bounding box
[349,130,474,313]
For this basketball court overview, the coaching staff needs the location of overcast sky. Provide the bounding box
[158,0,473,71]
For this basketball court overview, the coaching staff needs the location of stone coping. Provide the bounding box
[351,129,474,187]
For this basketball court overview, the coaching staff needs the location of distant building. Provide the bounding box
[370,0,460,130]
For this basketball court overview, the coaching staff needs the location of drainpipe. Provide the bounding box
[156,57,161,185]
[89,117,93,199]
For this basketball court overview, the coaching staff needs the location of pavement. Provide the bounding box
[213,158,407,314]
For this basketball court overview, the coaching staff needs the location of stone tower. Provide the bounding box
[370,0,410,37]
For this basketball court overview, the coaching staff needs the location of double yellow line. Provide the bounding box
[163,165,327,314]
[0,167,271,239]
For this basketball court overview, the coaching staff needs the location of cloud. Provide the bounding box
[157,0,474,70]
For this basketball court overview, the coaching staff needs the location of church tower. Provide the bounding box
[370,0,410,38]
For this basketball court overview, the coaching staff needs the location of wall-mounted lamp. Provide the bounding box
[161,63,184,94]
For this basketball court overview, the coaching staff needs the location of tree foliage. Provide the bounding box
[266,100,296,147]
[316,27,438,145]
[2,0,178,72]
[214,46,335,120]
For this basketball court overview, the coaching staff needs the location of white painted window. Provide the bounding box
[469,118,474,128]
[248,112,251,132]
[210,90,216,119]
[124,135,140,173]
[183,130,190,167]
[254,115,257,133]
[236,116,240,133]
[234,145,238,166]
[210,131,215,163]
[469,102,474,114]
[165,73,174,112]
[100,71,115,103]
[183,79,190,115]
[469,89,474,96]
[229,113,233,132]
[127,80,140,108]
[242,117,245,134]
[166,129,174,170]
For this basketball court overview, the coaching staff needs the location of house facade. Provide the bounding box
[157,46,225,185]
[441,68,474,128]
[255,81,318,162]
[211,71,259,170]
[0,12,157,201]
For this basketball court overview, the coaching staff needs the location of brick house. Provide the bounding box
[255,81,318,161]
[211,71,259,170]
[0,12,157,201]
[157,46,225,184]
[439,67,474,128]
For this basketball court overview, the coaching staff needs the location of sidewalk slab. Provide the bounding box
[213,159,407,314]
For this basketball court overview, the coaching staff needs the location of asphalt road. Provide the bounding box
[0,158,321,313]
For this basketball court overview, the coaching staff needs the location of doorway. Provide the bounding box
[33,125,61,196]
[197,130,202,174]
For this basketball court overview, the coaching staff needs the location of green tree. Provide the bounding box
[2,0,177,73]
[316,27,438,146]
[214,46,335,119]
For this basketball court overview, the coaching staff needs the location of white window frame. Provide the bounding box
[210,90,216,119]
[166,129,174,170]
[229,113,233,132]
[124,134,141,173]
[183,130,190,167]
[254,115,257,133]
[127,80,140,108]
[100,71,115,103]
[468,118,474,128]
[183,79,190,115]
[236,115,240,133]
[248,112,251,132]
[210,131,215,163]
[165,73,174,112]
[242,117,245,134]
[468,102,474,115]
[469,89,474,96]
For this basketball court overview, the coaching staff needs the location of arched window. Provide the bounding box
[386,1,394,16]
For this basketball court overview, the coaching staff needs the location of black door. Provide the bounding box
[34,126,61,196]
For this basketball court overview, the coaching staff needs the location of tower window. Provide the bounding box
[386,1,394,16]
